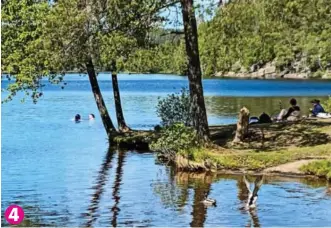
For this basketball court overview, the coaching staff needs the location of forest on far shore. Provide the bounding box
[126,0,331,79]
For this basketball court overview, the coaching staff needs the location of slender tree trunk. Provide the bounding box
[111,71,131,132]
[86,57,117,138]
[180,0,210,141]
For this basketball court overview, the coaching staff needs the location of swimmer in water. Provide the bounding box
[88,114,95,120]
[74,114,81,122]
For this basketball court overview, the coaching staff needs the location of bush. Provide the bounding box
[156,88,192,126]
[151,123,200,161]
[322,96,331,113]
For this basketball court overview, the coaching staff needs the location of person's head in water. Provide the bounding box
[290,98,297,106]
[89,114,95,120]
[75,114,81,122]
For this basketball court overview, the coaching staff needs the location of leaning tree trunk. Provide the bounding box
[86,57,117,138]
[111,71,131,132]
[233,107,250,143]
[180,0,210,141]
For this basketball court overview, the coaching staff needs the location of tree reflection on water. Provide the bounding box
[83,149,116,227]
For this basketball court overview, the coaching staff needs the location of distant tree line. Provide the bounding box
[131,0,331,78]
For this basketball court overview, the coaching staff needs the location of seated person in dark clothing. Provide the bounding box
[250,112,272,124]
[310,99,325,117]
[277,98,301,121]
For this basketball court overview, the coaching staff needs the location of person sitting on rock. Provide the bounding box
[277,98,301,121]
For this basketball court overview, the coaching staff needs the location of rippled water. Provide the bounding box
[2,74,331,226]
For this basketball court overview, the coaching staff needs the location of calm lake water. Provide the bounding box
[2,74,331,226]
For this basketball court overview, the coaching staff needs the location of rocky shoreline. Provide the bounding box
[214,62,331,79]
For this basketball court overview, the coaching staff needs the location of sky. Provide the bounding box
[161,0,220,29]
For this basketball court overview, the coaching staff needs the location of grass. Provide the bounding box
[191,143,331,170]
[185,121,331,171]
[186,143,331,171]
[299,160,331,180]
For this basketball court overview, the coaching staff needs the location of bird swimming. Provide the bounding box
[243,175,263,209]
[201,192,217,206]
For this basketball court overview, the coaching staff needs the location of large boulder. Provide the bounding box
[224,71,236,77]
[257,68,265,78]
[214,71,223,77]
[251,71,259,78]
[265,65,276,74]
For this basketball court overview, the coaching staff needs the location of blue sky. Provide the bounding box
[161,0,220,29]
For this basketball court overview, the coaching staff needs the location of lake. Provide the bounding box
[2,74,331,226]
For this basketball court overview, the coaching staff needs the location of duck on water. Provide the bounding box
[202,192,217,207]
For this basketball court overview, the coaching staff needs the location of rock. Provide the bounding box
[225,72,236,77]
[237,72,249,78]
[265,74,277,79]
[251,72,259,78]
[283,73,308,79]
[257,68,265,78]
[214,72,223,77]
[265,65,276,74]
[280,69,290,78]
[298,73,309,79]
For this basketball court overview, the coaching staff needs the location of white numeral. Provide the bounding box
[9,208,19,221]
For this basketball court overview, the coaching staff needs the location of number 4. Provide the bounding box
[9,208,19,222]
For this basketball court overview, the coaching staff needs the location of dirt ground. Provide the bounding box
[263,159,321,175]
[210,119,331,151]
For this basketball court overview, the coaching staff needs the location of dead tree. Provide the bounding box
[233,107,250,143]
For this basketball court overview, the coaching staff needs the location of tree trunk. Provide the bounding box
[86,57,117,138]
[180,0,210,141]
[233,107,250,143]
[111,71,131,132]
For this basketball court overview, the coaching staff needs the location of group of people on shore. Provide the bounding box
[251,98,329,124]
[73,113,95,123]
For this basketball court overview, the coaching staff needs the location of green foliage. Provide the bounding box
[322,96,331,113]
[300,160,331,180]
[198,0,331,76]
[1,0,174,102]
[125,40,188,75]
[128,0,331,77]
[151,123,200,158]
[156,88,192,126]
[1,0,53,103]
